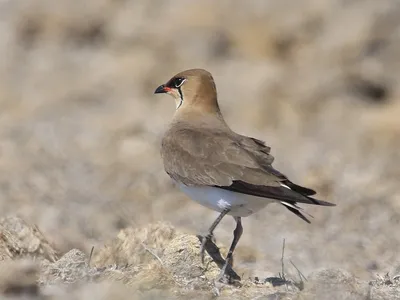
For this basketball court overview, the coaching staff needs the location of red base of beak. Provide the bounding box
[154,85,171,94]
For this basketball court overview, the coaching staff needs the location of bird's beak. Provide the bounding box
[154,84,171,94]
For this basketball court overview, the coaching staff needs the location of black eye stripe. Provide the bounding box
[167,77,186,88]
[178,87,183,100]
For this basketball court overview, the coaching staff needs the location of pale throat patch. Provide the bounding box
[175,98,183,109]
[173,78,186,110]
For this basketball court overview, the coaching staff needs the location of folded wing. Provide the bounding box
[162,125,335,222]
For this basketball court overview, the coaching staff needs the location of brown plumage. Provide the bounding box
[157,69,333,211]
[154,68,335,282]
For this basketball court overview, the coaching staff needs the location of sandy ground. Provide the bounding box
[1,216,399,299]
[0,0,399,298]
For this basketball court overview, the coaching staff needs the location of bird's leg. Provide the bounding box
[200,208,230,264]
[218,216,243,282]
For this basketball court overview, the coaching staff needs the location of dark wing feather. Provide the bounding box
[217,180,334,206]
[282,180,316,196]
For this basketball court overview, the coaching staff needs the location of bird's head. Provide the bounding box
[154,69,219,113]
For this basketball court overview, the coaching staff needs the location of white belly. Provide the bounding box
[176,182,274,217]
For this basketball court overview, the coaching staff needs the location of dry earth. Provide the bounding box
[0,0,399,299]
[0,217,400,299]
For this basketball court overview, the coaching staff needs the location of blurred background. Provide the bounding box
[0,0,399,281]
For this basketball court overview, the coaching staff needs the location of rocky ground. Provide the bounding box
[1,216,399,300]
[0,0,399,299]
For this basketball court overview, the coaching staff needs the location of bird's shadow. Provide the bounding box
[196,235,297,288]
[257,276,293,287]
[196,235,241,283]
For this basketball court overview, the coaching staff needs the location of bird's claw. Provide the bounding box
[217,256,233,283]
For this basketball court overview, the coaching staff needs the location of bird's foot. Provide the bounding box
[216,256,233,283]
[216,273,241,286]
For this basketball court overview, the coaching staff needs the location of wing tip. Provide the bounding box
[280,181,336,206]
[308,197,336,206]
[282,180,317,196]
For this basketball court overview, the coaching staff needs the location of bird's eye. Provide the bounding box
[173,77,185,88]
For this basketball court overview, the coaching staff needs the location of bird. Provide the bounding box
[154,68,335,282]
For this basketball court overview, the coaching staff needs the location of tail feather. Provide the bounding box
[279,182,334,223]
[281,202,312,223]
